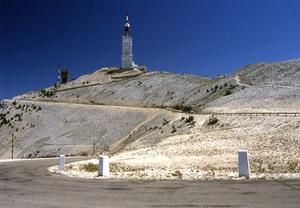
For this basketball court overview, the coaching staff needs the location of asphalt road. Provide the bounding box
[0,157,299,208]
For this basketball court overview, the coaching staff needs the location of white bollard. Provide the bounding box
[59,155,65,170]
[238,150,250,177]
[98,156,109,177]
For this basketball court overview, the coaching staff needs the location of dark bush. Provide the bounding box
[171,125,177,133]
[39,89,55,98]
[173,104,193,112]
[224,90,232,96]
[185,115,194,123]
[162,118,169,126]
[207,116,218,126]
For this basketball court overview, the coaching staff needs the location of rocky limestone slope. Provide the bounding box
[0,58,299,168]
[14,59,300,113]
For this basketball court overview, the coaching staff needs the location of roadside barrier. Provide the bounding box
[238,150,250,177]
[200,112,300,117]
[59,155,65,170]
[98,156,109,177]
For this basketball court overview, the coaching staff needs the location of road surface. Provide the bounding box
[0,158,299,208]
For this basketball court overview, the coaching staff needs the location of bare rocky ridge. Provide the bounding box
[1,58,300,179]
[13,58,300,113]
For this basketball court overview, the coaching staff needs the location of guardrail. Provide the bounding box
[199,112,300,117]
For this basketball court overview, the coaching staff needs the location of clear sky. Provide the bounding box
[1,0,299,101]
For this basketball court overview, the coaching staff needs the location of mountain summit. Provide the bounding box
[0,59,299,178]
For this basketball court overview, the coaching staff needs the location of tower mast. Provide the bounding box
[125,12,130,36]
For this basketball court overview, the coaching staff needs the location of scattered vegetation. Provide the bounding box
[173,103,193,112]
[0,101,8,109]
[162,118,169,126]
[224,90,232,96]
[172,170,183,179]
[66,165,74,171]
[80,163,98,172]
[0,113,9,128]
[207,116,218,126]
[288,160,299,172]
[80,151,89,156]
[39,89,55,98]
[205,82,236,96]
[171,125,177,133]
[185,115,194,123]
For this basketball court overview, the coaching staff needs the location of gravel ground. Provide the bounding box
[48,157,300,181]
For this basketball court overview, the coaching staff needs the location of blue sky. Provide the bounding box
[1,0,299,101]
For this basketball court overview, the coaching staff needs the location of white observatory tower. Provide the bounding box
[122,12,134,69]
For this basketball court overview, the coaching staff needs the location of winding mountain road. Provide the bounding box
[0,158,299,208]
[235,75,251,87]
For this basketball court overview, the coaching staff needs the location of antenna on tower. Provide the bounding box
[57,64,61,85]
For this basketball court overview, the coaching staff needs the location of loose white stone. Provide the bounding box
[239,150,250,177]
[59,155,65,170]
[98,156,109,177]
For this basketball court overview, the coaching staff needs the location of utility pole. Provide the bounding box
[11,134,14,159]
[57,64,61,85]
[93,140,96,155]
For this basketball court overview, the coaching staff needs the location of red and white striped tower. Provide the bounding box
[124,12,130,36]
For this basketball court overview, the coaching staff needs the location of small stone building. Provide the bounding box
[61,69,69,84]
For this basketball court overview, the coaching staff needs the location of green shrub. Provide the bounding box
[80,163,98,172]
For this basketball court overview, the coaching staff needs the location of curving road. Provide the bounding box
[0,158,299,208]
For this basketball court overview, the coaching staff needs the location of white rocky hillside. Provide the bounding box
[13,58,300,113]
[0,58,299,165]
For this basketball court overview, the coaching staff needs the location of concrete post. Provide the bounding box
[59,155,65,170]
[238,150,250,177]
[98,156,109,177]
